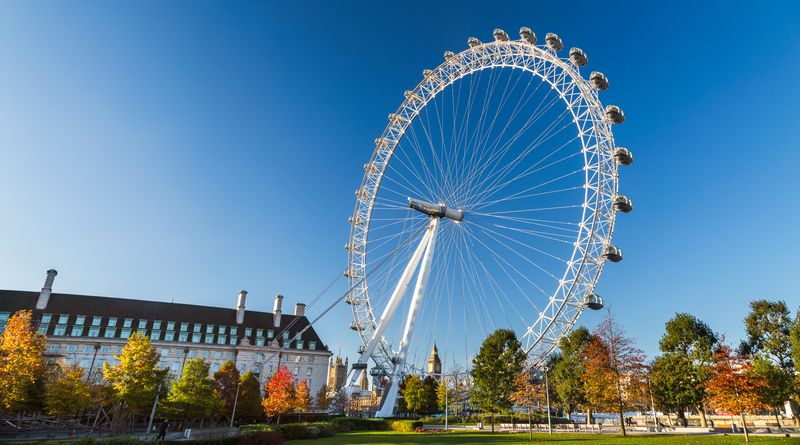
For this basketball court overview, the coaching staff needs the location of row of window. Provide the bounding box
[36,314,317,350]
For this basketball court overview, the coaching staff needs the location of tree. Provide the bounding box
[510,370,545,414]
[470,329,526,432]
[314,384,332,411]
[437,379,457,414]
[400,375,425,415]
[421,376,439,415]
[552,326,592,422]
[296,379,311,413]
[103,331,167,418]
[262,365,296,424]
[706,342,767,443]
[236,371,264,422]
[44,364,94,416]
[742,300,796,425]
[162,358,224,423]
[581,313,647,436]
[213,360,241,416]
[751,357,793,426]
[652,313,718,427]
[0,310,46,413]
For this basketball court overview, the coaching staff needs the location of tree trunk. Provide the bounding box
[586,408,592,425]
[698,405,708,428]
[490,411,495,433]
[774,410,782,429]
[676,409,687,427]
[740,413,749,443]
[618,407,626,437]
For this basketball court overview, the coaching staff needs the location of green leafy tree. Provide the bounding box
[0,310,46,413]
[162,358,224,422]
[314,383,332,411]
[552,326,592,422]
[652,313,717,426]
[421,375,439,415]
[742,300,796,424]
[400,375,425,415]
[213,360,241,416]
[236,370,264,422]
[437,379,457,413]
[751,357,794,426]
[44,364,94,416]
[103,332,168,418]
[470,329,526,432]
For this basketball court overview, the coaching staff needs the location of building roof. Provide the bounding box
[0,290,328,352]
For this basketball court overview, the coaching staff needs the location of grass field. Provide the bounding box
[291,431,800,445]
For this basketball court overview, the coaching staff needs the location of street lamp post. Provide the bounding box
[230,382,242,430]
[544,369,552,435]
[146,383,162,437]
[646,376,658,431]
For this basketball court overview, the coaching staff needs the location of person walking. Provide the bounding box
[156,420,169,441]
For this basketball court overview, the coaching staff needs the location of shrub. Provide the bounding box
[389,420,424,432]
[329,417,388,431]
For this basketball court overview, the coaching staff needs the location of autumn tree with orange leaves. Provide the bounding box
[0,310,46,413]
[262,365,297,424]
[706,342,767,443]
[581,312,648,436]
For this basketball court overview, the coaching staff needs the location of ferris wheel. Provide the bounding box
[343,27,633,416]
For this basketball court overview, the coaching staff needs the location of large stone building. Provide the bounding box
[426,343,441,378]
[0,270,332,397]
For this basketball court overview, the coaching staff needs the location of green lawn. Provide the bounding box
[291,431,800,445]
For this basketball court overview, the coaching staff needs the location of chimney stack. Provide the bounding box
[236,290,247,324]
[36,269,58,310]
[273,294,283,327]
[294,303,306,317]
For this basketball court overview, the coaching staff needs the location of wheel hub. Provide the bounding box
[408,198,464,222]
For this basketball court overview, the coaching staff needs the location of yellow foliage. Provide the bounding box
[0,310,46,412]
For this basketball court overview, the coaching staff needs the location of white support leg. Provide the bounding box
[376,217,439,417]
[345,226,434,390]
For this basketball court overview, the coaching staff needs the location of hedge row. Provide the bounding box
[388,420,424,432]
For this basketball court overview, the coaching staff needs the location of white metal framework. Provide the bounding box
[344,27,632,415]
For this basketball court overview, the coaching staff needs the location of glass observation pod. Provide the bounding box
[590,71,609,90]
[605,105,625,124]
[349,320,365,331]
[443,51,455,60]
[583,293,604,310]
[545,33,564,51]
[613,195,634,213]
[493,28,510,41]
[357,344,366,353]
[602,244,624,263]
[614,147,634,165]
[370,366,384,377]
[569,47,588,67]
[467,37,482,48]
[351,362,368,370]
[519,27,537,44]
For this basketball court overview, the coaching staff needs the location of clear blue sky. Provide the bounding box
[1,1,798,368]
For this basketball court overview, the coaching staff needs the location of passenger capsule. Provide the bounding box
[493,28,509,42]
[590,71,609,90]
[349,320,365,331]
[602,244,623,262]
[355,188,369,199]
[545,33,564,51]
[519,27,537,44]
[370,366,384,377]
[605,105,625,124]
[351,362,368,370]
[583,293,604,310]
[467,37,482,48]
[613,195,633,213]
[388,113,409,124]
[443,51,455,60]
[569,47,588,67]
[344,294,361,305]
[357,344,366,353]
[404,90,421,101]
[422,69,433,77]
[613,147,633,166]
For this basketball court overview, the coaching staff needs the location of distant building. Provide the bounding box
[0,270,332,398]
[327,354,348,393]
[426,343,441,379]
